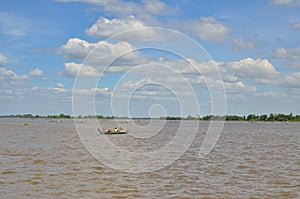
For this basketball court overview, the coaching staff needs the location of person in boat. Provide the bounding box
[114,127,118,132]
[106,128,112,133]
[98,128,105,134]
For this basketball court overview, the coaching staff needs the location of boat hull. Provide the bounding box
[98,130,127,135]
[104,132,127,135]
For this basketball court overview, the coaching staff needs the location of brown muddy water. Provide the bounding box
[0,118,299,198]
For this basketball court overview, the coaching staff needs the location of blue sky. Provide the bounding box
[0,0,300,117]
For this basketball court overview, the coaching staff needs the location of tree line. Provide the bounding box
[163,113,300,121]
[1,113,300,122]
[0,113,72,119]
[197,113,299,122]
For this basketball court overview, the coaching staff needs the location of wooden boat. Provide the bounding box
[98,128,127,135]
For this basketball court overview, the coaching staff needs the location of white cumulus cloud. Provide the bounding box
[228,58,279,79]
[86,16,165,41]
[60,38,152,76]
[184,17,231,43]
[61,38,139,63]
[228,58,280,79]
[61,62,102,78]
[61,38,96,60]
[220,58,300,88]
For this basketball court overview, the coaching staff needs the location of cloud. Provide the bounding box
[224,58,300,88]
[61,38,139,63]
[272,45,300,68]
[254,91,287,97]
[292,21,300,30]
[287,61,300,68]
[86,16,165,41]
[227,58,280,80]
[61,38,152,76]
[60,38,297,91]
[232,38,255,51]
[86,16,144,37]
[161,59,225,77]
[111,77,191,102]
[60,37,300,91]
[55,0,111,5]
[60,62,102,78]
[119,78,152,90]
[270,0,300,6]
[61,38,96,60]
[29,68,44,77]
[74,87,110,96]
[189,58,300,89]
[225,81,257,93]
[223,74,239,82]
[141,0,176,15]
[281,72,300,87]
[49,87,106,98]
[0,67,29,100]
[56,0,177,18]
[58,1,232,44]
[0,12,28,38]
[272,45,300,60]
[0,54,8,65]
[184,17,231,43]
[48,87,67,93]
[59,34,300,99]
[56,83,64,88]
[0,67,28,81]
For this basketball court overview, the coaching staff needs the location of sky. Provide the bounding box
[0,0,300,117]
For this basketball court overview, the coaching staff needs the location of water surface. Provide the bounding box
[1,118,299,198]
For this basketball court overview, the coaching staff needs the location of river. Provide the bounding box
[1,118,299,198]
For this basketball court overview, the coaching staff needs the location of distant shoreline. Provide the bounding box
[1,113,299,122]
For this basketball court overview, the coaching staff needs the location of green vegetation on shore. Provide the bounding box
[0,113,72,119]
[161,113,300,122]
[1,113,299,122]
[198,113,300,122]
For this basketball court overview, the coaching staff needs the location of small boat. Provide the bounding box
[98,128,127,135]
